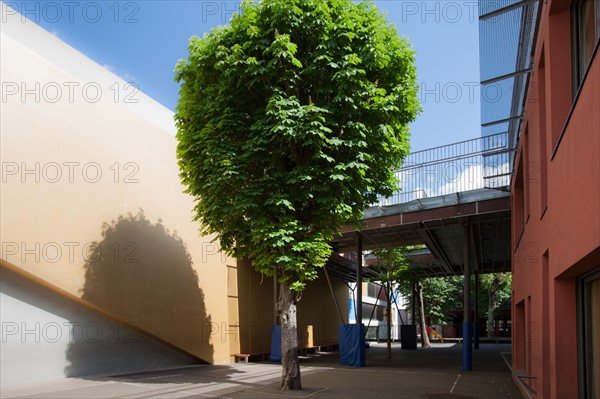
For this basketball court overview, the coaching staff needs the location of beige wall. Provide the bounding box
[297,270,349,347]
[1,4,238,366]
[1,4,347,374]
[1,264,200,387]
[236,260,277,354]
[237,263,348,354]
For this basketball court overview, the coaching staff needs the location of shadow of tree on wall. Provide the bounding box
[65,210,213,376]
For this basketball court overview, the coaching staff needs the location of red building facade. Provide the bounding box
[510,0,599,398]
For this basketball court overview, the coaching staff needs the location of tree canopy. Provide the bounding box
[175,0,420,291]
[370,247,411,288]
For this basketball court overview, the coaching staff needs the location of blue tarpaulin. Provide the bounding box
[338,324,365,367]
[270,325,281,362]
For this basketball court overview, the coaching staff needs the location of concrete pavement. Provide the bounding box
[1,343,521,399]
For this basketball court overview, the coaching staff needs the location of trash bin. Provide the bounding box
[400,324,417,349]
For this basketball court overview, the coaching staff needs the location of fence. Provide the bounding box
[365,322,512,342]
[378,132,514,206]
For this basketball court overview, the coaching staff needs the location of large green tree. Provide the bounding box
[370,247,436,349]
[421,276,463,326]
[175,0,419,389]
[478,273,512,339]
[397,271,463,345]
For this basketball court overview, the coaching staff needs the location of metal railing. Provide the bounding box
[378,132,514,206]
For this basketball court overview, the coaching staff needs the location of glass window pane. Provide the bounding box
[573,0,600,87]
[585,277,600,398]
[582,0,596,63]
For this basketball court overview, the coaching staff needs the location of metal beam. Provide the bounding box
[323,265,345,324]
[469,223,480,274]
[481,115,524,128]
[419,222,453,275]
[479,0,536,21]
[481,68,533,86]
[334,196,512,276]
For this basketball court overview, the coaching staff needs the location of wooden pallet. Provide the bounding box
[233,346,321,363]
[233,352,270,363]
[298,346,320,356]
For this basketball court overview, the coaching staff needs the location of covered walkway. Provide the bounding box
[333,132,514,277]
[1,343,520,399]
[329,133,515,373]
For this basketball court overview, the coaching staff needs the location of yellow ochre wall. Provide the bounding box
[1,4,345,374]
[1,5,238,365]
[237,262,348,355]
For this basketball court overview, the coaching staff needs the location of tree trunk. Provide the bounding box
[416,282,431,348]
[278,281,301,391]
[386,292,392,358]
[486,274,501,340]
[487,290,496,340]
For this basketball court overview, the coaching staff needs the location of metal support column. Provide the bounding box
[356,232,365,366]
[356,232,363,325]
[462,224,473,371]
[474,272,480,349]
[274,275,278,324]
[411,280,416,324]
[323,266,345,324]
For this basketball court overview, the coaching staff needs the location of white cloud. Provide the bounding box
[101,64,137,84]
[436,163,484,196]
[435,161,510,195]
[119,71,137,83]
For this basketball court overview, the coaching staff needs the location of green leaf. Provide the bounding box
[175,0,420,295]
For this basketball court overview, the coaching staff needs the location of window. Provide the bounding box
[572,0,600,93]
[578,269,600,399]
[537,49,548,216]
[513,150,525,248]
[366,282,379,298]
[514,300,526,372]
[523,127,531,224]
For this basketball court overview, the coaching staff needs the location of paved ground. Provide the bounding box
[1,343,521,399]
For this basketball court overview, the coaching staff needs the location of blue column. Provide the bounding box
[270,325,281,362]
[462,321,473,371]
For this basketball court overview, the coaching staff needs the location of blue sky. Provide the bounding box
[9,0,482,151]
